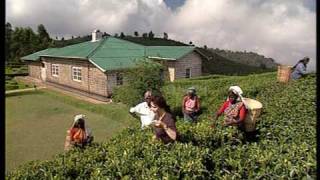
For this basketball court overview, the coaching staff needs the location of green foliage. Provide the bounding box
[5,22,53,63]
[7,73,316,178]
[5,78,30,91]
[197,47,276,75]
[112,59,164,106]
[148,31,154,39]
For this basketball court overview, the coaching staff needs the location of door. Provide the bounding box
[168,67,175,82]
[41,67,46,81]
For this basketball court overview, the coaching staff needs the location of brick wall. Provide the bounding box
[27,61,41,79]
[43,57,109,97]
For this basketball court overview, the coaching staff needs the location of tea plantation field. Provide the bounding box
[7,72,316,179]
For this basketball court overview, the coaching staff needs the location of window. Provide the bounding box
[51,64,59,77]
[116,73,123,85]
[72,67,82,81]
[186,68,191,78]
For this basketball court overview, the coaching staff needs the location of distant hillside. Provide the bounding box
[51,35,92,48]
[210,48,278,69]
[122,36,189,46]
[196,48,275,75]
[51,35,189,47]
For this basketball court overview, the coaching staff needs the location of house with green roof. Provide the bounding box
[22,30,204,101]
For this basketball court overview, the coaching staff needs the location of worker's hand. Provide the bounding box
[223,120,232,126]
[129,107,135,113]
[154,120,165,129]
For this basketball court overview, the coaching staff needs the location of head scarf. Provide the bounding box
[74,114,86,123]
[70,114,86,128]
[228,86,249,109]
[187,87,196,94]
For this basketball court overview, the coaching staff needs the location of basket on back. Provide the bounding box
[277,65,292,83]
[243,98,263,132]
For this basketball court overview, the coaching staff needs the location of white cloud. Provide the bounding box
[6,0,316,71]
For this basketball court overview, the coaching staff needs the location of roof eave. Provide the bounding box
[40,55,88,60]
[88,59,106,73]
[147,56,176,61]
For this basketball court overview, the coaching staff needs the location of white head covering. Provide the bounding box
[228,86,249,109]
[74,114,86,123]
[187,87,196,94]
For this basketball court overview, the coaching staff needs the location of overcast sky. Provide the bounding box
[6,0,316,72]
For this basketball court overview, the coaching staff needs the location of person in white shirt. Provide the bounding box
[129,90,155,129]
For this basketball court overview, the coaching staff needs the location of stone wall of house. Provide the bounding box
[43,57,109,97]
[88,64,109,97]
[154,51,202,81]
[173,51,202,80]
[106,71,125,95]
[27,61,41,79]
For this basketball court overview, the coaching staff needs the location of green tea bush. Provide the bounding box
[112,59,164,106]
[7,72,316,179]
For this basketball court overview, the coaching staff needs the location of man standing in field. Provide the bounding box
[129,90,155,129]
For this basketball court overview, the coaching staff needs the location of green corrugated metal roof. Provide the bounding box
[146,46,194,60]
[89,37,146,70]
[22,37,196,71]
[43,40,102,58]
[21,48,59,61]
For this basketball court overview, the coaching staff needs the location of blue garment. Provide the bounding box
[291,63,307,80]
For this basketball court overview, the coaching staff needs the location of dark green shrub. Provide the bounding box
[112,59,164,106]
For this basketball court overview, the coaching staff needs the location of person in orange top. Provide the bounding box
[212,86,247,128]
[182,87,201,122]
[64,114,94,150]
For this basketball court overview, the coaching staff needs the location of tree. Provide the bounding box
[189,41,193,45]
[134,31,139,37]
[148,31,154,39]
[163,32,168,39]
[120,32,125,38]
[5,22,13,62]
[37,24,51,50]
[204,45,207,49]
[114,33,119,37]
[142,33,148,38]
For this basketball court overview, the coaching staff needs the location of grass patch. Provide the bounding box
[5,89,137,172]
[5,78,31,91]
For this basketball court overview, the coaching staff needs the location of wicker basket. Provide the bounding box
[243,98,263,132]
[277,65,292,83]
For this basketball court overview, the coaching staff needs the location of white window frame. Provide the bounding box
[186,68,191,78]
[116,73,123,86]
[72,66,82,82]
[51,64,59,77]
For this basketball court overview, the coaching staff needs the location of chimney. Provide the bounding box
[91,29,102,42]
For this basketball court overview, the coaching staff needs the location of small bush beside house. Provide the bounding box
[112,59,165,106]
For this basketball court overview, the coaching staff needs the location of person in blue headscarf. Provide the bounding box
[291,56,310,80]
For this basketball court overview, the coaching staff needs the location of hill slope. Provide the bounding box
[197,47,275,75]
[7,73,316,179]
[210,48,278,69]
